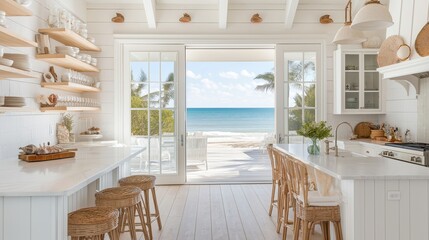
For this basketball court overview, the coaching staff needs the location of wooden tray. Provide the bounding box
[19,151,75,162]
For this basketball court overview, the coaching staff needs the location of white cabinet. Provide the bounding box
[334,47,384,114]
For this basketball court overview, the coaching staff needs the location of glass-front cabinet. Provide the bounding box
[334,47,383,114]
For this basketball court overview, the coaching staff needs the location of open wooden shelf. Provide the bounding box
[36,54,99,72]
[0,107,37,113]
[40,106,100,112]
[0,65,40,79]
[0,0,32,16]
[39,28,101,52]
[41,82,101,93]
[0,25,37,47]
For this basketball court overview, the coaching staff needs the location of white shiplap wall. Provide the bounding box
[0,0,88,160]
[380,0,429,142]
[85,2,380,141]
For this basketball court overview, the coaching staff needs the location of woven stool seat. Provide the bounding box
[119,175,156,190]
[68,206,119,237]
[96,186,141,208]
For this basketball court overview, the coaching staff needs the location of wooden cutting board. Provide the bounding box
[354,122,372,138]
[377,35,403,67]
[19,151,75,162]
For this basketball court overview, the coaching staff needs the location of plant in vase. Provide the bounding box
[61,113,75,143]
[297,121,332,155]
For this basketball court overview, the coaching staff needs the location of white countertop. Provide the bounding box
[274,144,429,180]
[0,146,143,197]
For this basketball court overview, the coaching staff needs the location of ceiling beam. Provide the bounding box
[219,0,228,29]
[284,0,299,29]
[143,0,156,29]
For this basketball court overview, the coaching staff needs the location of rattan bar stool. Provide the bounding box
[289,157,343,240]
[267,144,282,217]
[68,206,119,240]
[95,186,149,240]
[119,175,162,240]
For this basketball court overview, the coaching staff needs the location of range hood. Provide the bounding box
[377,56,429,95]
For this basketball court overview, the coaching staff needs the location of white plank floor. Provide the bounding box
[119,184,324,240]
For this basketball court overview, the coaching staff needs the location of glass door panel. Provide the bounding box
[345,54,359,70]
[276,45,320,144]
[364,92,379,109]
[364,54,378,70]
[125,45,185,184]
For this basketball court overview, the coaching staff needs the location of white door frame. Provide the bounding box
[114,35,328,183]
[275,44,326,144]
[115,43,186,184]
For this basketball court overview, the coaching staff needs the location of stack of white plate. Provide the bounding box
[3,96,26,107]
[3,54,31,71]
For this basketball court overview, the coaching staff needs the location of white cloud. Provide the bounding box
[201,78,218,89]
[240,69,256,78]
[219,71,239,79]
[186,70,202,79]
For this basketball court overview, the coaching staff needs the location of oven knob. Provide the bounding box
[416,157,422,163]
[411,156,416,162]
[383,151,389,156]
[388,151,394,157]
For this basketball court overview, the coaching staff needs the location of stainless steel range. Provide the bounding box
[382,143,429,167]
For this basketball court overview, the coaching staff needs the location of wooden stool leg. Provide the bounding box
[293,219,300,240]
[302,220,310,240]
[118,208,126,233]
[269,180,276,216]
[151,187,162,230]
[333,221,343,240]
[136,201,150,240]
[127,206,138,240]
[321,221,331,240]
[276,182,284,233]
[144,190,154,240]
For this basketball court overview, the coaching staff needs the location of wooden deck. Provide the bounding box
[119,184,324,240]
[187,147,272,183]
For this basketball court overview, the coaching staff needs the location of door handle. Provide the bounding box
[180,134,184,146]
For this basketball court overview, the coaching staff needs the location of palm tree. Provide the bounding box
[254,72,274,92]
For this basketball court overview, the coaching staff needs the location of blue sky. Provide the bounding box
[186,61,274,108]
[131,60,275,108]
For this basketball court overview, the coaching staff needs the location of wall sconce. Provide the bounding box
[179,13,191,23]
[251,13,262,23]
[111,13,124,23]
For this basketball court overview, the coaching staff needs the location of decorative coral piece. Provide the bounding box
[179,13,191,23]
[251,13,263,23]
[111,13,124,23]
[320,15,334,24]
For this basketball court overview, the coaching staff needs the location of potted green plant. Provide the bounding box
[297,121,332,155]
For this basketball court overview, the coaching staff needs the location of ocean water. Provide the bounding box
[187,108,274,133]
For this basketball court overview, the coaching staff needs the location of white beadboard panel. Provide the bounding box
[31,197,56,240]
[354,180,365,240]
[410,180,429,240]
[364,180,375,240]
[399,0,415,45]
[385,180,400,240]
[3,197,31,240]
[374,180,386,240]
[0,198,3,240]
[399,180,410,240]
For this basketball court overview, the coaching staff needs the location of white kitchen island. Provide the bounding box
[275,143,429,240]
[0,146,143,240]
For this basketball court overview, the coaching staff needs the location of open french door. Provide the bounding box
[275,44,323,144]
[122,44,186,184]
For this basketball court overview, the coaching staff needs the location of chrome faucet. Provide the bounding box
[334,121,355,157]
